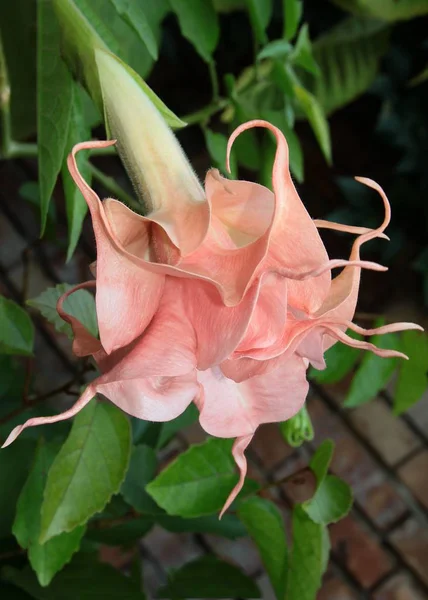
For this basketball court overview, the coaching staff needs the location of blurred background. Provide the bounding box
[0,0,428,598]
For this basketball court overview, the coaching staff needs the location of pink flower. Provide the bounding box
[2,119,422,517]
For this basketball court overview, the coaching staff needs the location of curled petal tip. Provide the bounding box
[1,425,22,448]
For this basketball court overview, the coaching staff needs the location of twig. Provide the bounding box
[181,98,229,126]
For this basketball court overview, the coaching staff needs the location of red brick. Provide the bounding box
[275,451,317,505]
[143,526,202,570]
[330,515,395,588]
[407,393,428,437]
[348,399,421,466]
[389,518,428,587]
[317,574,358,599]
[398,451,428,510]
[373,572,427,600]
[252,423,295,469]
[309,395,407,529]
[205,533,261,575]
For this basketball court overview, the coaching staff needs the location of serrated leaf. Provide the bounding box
[283,0,302,41]
[330,0,428,21]
[0,296,34,356]
[302,440,352,525]
[238,497,287,599]
[158,555,261,599]
[310,329,362,383]
[394,330,428,415]
[204,128,237,178]
[0,441,36,539]
[13,440,85,586]
[2,554,145,600]
[109,0,158,59]
[146,438,258,518]
[120,445,159,514]
[28,283,98,339]
[37,0,73,234]
[169,0,219,63]
[40,400,131,542]
[294,84,331,163]
[286,506,329,600]
[62,83,92,262]
[245,0,274,44]
[345,330,401,408]
[310,18,389,115]
[291,24,320,75]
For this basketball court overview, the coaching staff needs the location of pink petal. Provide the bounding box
[220,434,253,519]
[67,142,165,354]
[197,354,309,438]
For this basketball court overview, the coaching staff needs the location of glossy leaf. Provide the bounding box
[302,440,352,525]
[3,554,145,600]
[146,438,258,517]
[28,283,98,339]
[158,555,261,599]
[245,0,274,44]
[394,330,428,415]
[0,296,34,356]
[310,18,389,115]
[344,331,401,408]
[120,445,159,514]
[169,0,219,62]
[283,0,302,40]
[294,83,331,163]
[0,441,36,539]
[109,0,158,59]
[238,497,287,599]
[37,0,73,234]
[13,440,85,586]
[286,506,329,600]
[40,400,131,542]
[62,83,92,261]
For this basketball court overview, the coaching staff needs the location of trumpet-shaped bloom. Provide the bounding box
[2,118,422,518]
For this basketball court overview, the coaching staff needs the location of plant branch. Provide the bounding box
[181,98,229,127]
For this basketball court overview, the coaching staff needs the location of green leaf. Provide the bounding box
[158,555,261,599]
[310,330,362,383]
[157,513,246,539]
[0,0,37,140]
[13,441,85,586]
[310,18,389,115]
[37,0,73,234]
[0,441,36,538]
[280,404,314,448]
[238,497,287,599]
[291,24,320,75]
[245,0,274,45]
[283,0,302,41]
[109,0,158,59]
[410,63,428,87]
[169,0,219,63]
[257,39,293,61]
[62,83,92,262]
[28,283,98,339]
[394,330,428,415]
[302,440,352,525]
[146,438,258,518]
[330,0,428,21]
[86,517,153,545]
[120,445,159,514]
[344,330,401,408]
[19,183,57,239]
[156,403,199,449]
[40,400,131,542]
[0,296,34,356]
[204,128,237,178]
[294,84,332,163]
[3,554,145,600]
[286,506,329,600]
